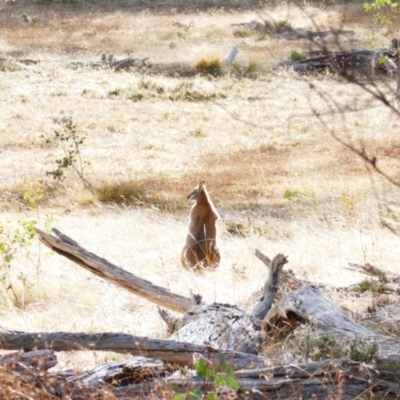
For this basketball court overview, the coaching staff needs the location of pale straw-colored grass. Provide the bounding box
[1,1,400,372]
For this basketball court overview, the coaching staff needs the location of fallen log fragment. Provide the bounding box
[0,349,57,372]
[68,356,168,387]
[0,331,267,370]
[285,47,397,77]
[376,354,400,382]
[64,358,400,399]
[35,228,193,313]
[166,254,288,354]
[361,303,400,337]
[265,284,400,355]
[0,58,39,65]
[0,349,66,399]
[347,262,400,283]
[66,57,151,71]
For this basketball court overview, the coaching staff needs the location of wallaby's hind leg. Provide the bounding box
[181,236,207,270]
[205,248,221,268]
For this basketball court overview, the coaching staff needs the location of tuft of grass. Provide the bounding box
[224,216,269,238]
[358,278,384,294]
[0,60,23,72]
[291,50,305,62]
[94,181,186,212]
[195,57,222,77]
[95,181,146,205]
[245,56,260,77]
[128,92,144,102]
[233,28,252,38]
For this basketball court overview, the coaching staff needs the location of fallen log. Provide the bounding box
[265,284,400,356]
[285,47,397,77]
[65,357,400,399]
[0,331,267,370]
[35,228,193,313]
[0,350,65,399]
[66,57,151,71]
[167,254,288,353]
[0,349,57,372]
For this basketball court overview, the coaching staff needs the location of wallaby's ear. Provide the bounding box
[201,181,206,188]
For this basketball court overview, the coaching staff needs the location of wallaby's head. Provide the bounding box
[187,181,206,200]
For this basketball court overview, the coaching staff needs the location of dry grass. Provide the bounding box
[1,0,400,376]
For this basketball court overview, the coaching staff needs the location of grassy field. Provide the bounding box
[1,0,400,371]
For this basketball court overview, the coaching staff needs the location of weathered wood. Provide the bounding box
[286,48,397,76]
[0,349,57,372]
[376,354,400,382]
[35,228,193,313]
[347,262,400,283]
[362,303,400,336]
[68,356,168,387]
[66,57,151,71]
[158,253,287,354]
[265,285,371,334]
[0,331,267,370]
[64,358,400,399]
[0,350,66,399]
[171,303,263,354]
[252,253,288,320]
[396,39,400,99]
[265,284,400,355]
[157,306,180,335]
[254,249,302,290]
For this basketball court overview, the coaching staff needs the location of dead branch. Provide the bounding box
[35,228,192,313]
[0,331,266,370]
[252,253,288,320]
[347,262,400,283]
[255,249,302,290]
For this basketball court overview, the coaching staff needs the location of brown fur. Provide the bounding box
[181,181,220,271]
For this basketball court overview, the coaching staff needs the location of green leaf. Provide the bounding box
[227,375,240,391]
[196,358,213,379]
[196,358,207,378]
[207,392,218,400]
[214,375,228,386]
[172,394,186,400]
[283,189,293,201]
[187,387,203,400]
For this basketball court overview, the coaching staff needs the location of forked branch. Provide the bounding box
[252,253,288,320]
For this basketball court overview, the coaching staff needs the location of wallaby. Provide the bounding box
[181,181,221,271]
